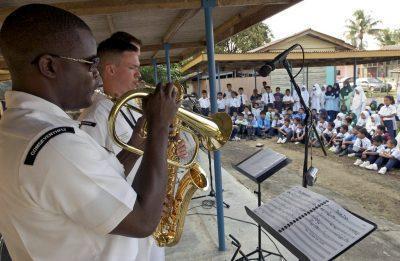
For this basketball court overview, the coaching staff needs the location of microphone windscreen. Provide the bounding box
[258,64,273,77]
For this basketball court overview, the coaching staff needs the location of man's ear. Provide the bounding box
[37,55,57,79]
[105,63,116,77]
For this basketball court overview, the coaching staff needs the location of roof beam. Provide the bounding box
[141,41,206,52]
[0,0,295,21]
[106,15,115,34]
[163,9,200,43]
[180,1,301,59]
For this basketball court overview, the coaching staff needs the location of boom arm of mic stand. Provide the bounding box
[282,60,327,188]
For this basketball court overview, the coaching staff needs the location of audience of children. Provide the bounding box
[208,83,399,175]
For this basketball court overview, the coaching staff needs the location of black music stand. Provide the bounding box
[231,149,291,261]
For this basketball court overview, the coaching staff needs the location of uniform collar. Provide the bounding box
[5,91,71,119]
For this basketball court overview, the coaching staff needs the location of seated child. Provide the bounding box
[291,122,306,144]
[334,113,345,131]
[356,135,386,168]
[246,114,258,140]
[242,106,252,120]
[322,122,336,147]
[230,111,239,140]
[330,125,350,153]
[256,111,271,139]
[338,126,361,156]
[251,103,262,120]
[316,115,328,135]
[295,107,306,123]
[235,113,248,139]
[356,111,369,128]
[374,125,391,143]
[277,118,293,144]
[268,113,282,137]
[347,127,371,158]
[366,138,400,175]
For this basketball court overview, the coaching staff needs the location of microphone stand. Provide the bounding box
[282,60,327,188]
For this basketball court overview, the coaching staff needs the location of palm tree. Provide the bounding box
[376,28,400,46]
[345,9,381,50]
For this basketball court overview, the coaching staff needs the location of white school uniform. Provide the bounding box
[261,92,275,105]
[251,107,262,120]
[217,98,226,110]
[0,91,139,261]
[352,137,372,152]
[378,104,397,129]
[198,97,211,109]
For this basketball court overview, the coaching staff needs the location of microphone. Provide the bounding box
[258,44,300,77]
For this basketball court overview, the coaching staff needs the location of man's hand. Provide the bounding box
[176,139,188,159]
[144,83,181,132]
[127,117,146,151]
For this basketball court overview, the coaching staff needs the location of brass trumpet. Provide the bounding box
[106,82,232,246]
[107,83,232,168]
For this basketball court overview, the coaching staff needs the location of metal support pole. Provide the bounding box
[152,58,158,84]
[353,58,357,87]
[202,0,226,251]
[306,66,310,107]
[254,68,257,90]
[217,63,222,92]
[164,43,171,82]
[197,68,201,97]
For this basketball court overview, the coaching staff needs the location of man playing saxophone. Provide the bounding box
[0,4,178,260]
[79,34,188,260]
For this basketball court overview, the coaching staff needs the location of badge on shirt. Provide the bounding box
[24,127,75,165]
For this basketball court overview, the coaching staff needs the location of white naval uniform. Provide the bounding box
[0,91,138,261]
[79,92,164,261]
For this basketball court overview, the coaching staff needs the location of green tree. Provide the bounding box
[345,9,381,50]
[215,22,273,53]
[376,28,400,46]
[140,63,183,85]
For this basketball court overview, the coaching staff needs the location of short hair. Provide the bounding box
[227,83,232,87]
[265,85,271,89]
[284,118,290,123]
[97,37,138,56]
[353,125,362,131]
[110,31,142,47]
[248,113,254,117]
[287,108,293,112]
[217,92,222,95]
[260,110,266,115]
[285,89,290,92]
[238,113,244,117]
[377,125,386,131]
[389,138,398,146]
[373,135,383,143]
[359,128,368,136]
[328,122,335,128]
[201,90,207,94]
[341,125,349,132]
[238,87,244,91]
[0,4,91,71]
[276,87,280,91]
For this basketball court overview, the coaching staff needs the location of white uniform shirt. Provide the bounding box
[251,107,262,120]
[198,97,210,109]
[79,92,162,261]
[378,104,397,120]
[261,92,275,105]
[217,98,226,110]
[238,94,248,105]
[0,91,137,261]
[353,137,372,152]
[229,97,240,108]
[282,95,294,104]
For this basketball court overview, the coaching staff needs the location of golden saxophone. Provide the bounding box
[106,83,232,247]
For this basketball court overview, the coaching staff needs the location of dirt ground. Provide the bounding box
[219,137,400,260]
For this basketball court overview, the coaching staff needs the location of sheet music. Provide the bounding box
[253,186,375,261]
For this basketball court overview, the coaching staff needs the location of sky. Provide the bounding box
[263,0,400,49]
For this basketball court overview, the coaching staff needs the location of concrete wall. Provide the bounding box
[190,66,327,97]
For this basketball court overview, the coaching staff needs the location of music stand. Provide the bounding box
[231,148,291,261]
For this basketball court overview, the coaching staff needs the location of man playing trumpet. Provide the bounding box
[0,4,178,260]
